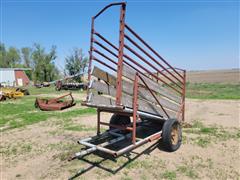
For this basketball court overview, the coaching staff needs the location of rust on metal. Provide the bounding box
[35,92,76,111]
[132,73,139,144]
[116,2,126,105]
[70,2,186,160]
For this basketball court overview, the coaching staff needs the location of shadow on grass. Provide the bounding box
[69,141,160,179]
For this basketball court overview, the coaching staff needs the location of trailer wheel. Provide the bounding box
[109,114,130,130]
[161,119,182,152]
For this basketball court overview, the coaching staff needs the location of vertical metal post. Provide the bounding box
[182,70,186,121]
[87,17,95,96]
[116,3,126,105]
[97,109,101,135]
[132,73,139,144]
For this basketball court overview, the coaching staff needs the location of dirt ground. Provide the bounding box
[186,69,240,84]
[1,99,240,180]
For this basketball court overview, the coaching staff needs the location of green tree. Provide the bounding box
[21,47,32,67]
[0,43,7,67]
[6,47,21,67]
[32,44,59,82]
[65,48,88,82]
[0,43,20,68]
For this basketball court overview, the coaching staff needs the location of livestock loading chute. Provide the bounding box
[69,2,186,161]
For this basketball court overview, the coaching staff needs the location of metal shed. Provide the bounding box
[0,68,31,86]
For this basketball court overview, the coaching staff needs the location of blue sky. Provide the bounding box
[1,0,239,71]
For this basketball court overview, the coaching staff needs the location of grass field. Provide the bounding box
[186,83,240,99]
[0,88,96,130]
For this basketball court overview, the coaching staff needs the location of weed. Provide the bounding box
[162,171,176,180]
[200,127,217,134]
[177,166,198,178]
[195,137,210,147]
[184,120,239,147]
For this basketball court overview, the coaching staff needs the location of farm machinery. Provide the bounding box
[0,87,29,101]
[35,92,76,111]
[55,80,87,91]
[69,2,186,161]
[55,73,87,91]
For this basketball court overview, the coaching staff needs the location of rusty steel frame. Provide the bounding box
[73,2,187,160]
[35,92,75,111]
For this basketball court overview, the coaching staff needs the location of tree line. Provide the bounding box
[0,42,89,82]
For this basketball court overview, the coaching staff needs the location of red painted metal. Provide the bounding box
[132,73,139,144]
[125,24,184,79]
[74,2,187,159]
[123,53,182,94]
[35,92,75,111]
[124,34,183,84]
[182,70,186,121]
[116,3,126,105]
[93,40,118,58]
[124,44,183,89]
[92,56,117,71]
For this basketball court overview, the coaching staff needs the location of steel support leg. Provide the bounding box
[97,109,101,135]
[132,73,139,144]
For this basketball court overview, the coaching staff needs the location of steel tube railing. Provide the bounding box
[94,31,119,51]
[124,44,183,89]
[93,40,119,58]
[123,53,182,94]
[124,34,183,84]
[93,48,118,65]
[92,56,117,71]
[125,24,184,79]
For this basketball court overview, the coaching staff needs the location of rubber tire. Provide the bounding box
[109,114,131,130]
[162,119,182,152]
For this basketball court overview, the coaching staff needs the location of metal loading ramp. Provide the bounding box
[69,2,186,161]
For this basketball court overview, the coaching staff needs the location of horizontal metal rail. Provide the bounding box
[124,44,183,89]
[123,53,182,94]
[125,24,184,79]
[124,34,183,84]
[92,32,183,94]
[92,56,116,71]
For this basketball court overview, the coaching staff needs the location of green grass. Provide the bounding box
[0,95,96,130]
[186,83,240,99]
[183,120,240,147]
[177,166,198,178]
[28,86,60,95]
[161,171,176,180]
[27,85,84,95]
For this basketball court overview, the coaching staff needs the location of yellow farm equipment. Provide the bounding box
[0,87,29,101]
